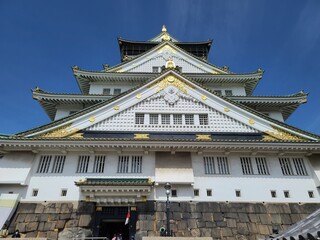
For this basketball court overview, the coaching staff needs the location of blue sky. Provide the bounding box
[0,0,320,135]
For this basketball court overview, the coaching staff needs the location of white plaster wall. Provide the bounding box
[155,184,193,201]
[308,154,320,187]
[89,83,136,95]
[268,111,284,122]
[203,84,246,96]
[54,104,83,121]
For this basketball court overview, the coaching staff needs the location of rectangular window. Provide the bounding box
[113,89,121,95]
[131,156,142,173]
[292,158,307,176]
[93,155,105,173]
[61,189,68,197]
[255,157,269,175]
[235,190,241,197]
[216,157,230,174]
[185,114,194,125]
[77,156,90,173]
[194,189,199,197]
[271,190,277,198]
[240,157,253,175]
[32,189,38,197]
[51,156,66,173]
[204,156,215,174]
[171,189,177,197]
[103,88,111,95]
[135,113,144,124]
[225,90,233,96]
[284,190,290,198]
[206,189,212,197]
[308,191,314,198]
[199,114,208,125]
[215,90,222,95]
[118,156,129,173]
[279,158,294,175]
[149,114,159,124]
[161,114,170,125]
[37,155,52,173]
[173,114,182,125]
[152,67,159,73]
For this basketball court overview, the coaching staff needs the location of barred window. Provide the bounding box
[292,158,307,176]
[118,156,129,173]
[51,156,66,173]
[149,114,159,124]
[284,190,290,198]
[235,190,241,197]
[240,157,253,175]
[185,114,194,125]
[77,156,90,173]
[131,156,142,173]
[271,190,277,198]
[215,90,222,95]
[308,191,314,198]
[113,88,121,95]
[171,189,177,197]
[61,189,68,197]
[152,66,159,73]
[279,158,294,175]
[225,90,233,96]
[216,157,229,174]
[194,189,199,196]
[93,155,105,173]
[204,156,215,174]
[135,113,144,124]
[255,157,269,175]
[32,189,38,197]
[103,88,110,95]
[207,189,212,197]
[173,114,182,125]
[37,155,52,173]
[161,114,170,125]
[199,114,208,125]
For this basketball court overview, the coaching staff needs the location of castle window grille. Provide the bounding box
[51,155,66,173]
[152,66,159,73]
[308,191,314,198]
[131,156,142,173]
[93,155,105,173]
[185,114,194,125]
[118,156,129,173]
[77,156,90,173]
[255,157,269,175]
[161,114,170,125]
[215,90,222,95]
[225,90,233,96]
[199,114,208,125]
[173,114,182,125]
[32,189,38,197]
[292,158,307,176]
[114,88,121,95]
[135,113,144,124]
[103,88,111,95]
[37,155,52,173]
[217,157,229,174]
[194,189,199,196]
[240,157,253,175]
[204,156,215,174]
[149,114,159,124]
[279,158,293,175]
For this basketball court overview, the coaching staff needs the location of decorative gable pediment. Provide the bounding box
[112,42,226,74]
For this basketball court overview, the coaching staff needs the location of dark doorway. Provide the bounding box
[99,220,129,240]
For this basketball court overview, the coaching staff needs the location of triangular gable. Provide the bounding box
[26,70,318,141]
[149,26,179,42]
[109,41,227,75]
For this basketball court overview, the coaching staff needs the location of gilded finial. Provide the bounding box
[162,25,167,32]
[165,57,176,69]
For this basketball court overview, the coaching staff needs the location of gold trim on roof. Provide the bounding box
[224,107,230,112]
[114,106,120,110]
[136,94,142,99]
[162,25,167,32]
[201,95,207,100]
[89,117,96,123]
[150,74,194,94]
[249,119,255,125]
[36,124,80,138]
[157,45,176,54]
[134,134,150,139]
[196,134,212,141]
[165,58,176,69]
[264,126,304,141]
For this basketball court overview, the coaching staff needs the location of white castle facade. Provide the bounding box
[0,26,320,239]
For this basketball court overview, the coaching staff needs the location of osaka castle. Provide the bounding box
[1,26,320,240]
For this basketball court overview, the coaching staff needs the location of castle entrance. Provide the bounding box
[93,206,136,240]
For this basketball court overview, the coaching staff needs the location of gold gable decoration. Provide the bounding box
[36,124,82,139]
[196,134,212,141]
[150,74,194,94]
[264,126,304,141]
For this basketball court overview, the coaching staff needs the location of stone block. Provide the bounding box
[221,227,233,237]
[43,222,56,231]
[181,212,191,219]
[155,212,166,221]
[56,220,66,229]
[216,221,226,227]
[34,204,45,213]
[78,202,95,214]
[202,212,213,221]
[212,228,221,238]
[238,213,249,223]
[26,222,39,232]
[226,237,236,240]
[226,218,237,228]
[200,228,212,237]
[224,212,238,219]
[257,224,270,235]
[147,221,154,231]
[210,202,221,212]
[205,221,215,228]
[65,219,79,228]
[59,213,71,220]
[270,214,282,224]
[280,214,292,225]
[60,203,74,214]
[248,213,259,223]
[187,219,197,229]
[15,223,26,232]
[25,214,40,222]
[177,220,187,230]
[213,212,223,221]
[16,213,27,223]
[38,222,45,231]
[247,223,258,234]
[170,203,180,212]
[48,214,59,221]
[78,214,92,227]
[190,212,202,219]
[236,222,249,235]
[259,214,272,224]
[18,203,37,214]
[290,213,302,223]
[155,202,165,212]
[39,214,49,222]
[197,220,206,228]
[180,202,191,212]
[25,231,38,238]
[37,231,47,238]
[190,228,200,237]
[288,203,301,214]
[147,231,156,236]
[47,231,58,239]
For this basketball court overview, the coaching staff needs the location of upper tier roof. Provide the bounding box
[118,25,212,61]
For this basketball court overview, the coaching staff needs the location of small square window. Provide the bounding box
[135,114,144,124]
[173,114,182,125]
[235,190,241,197]
[271,190,277,198]
[114,89,121,95]
[206,189,212,197]
[171,189,177,197]
[225,90,233,96]
[199,114,208,125]
[8,191,13,194]
[149,114,159,124]
[61,189,68,197]
[284,190,290,198]
[215,90,222,95]
[152,67,159,73]
[194,189,199,197]
[32,189,39,197]
[103,88,111,95]
[308,191,314,198]
[161,114,170,125]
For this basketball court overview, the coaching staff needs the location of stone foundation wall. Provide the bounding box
[7,201,320,240]
[8,202,95,239]
[136,202,320,240]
